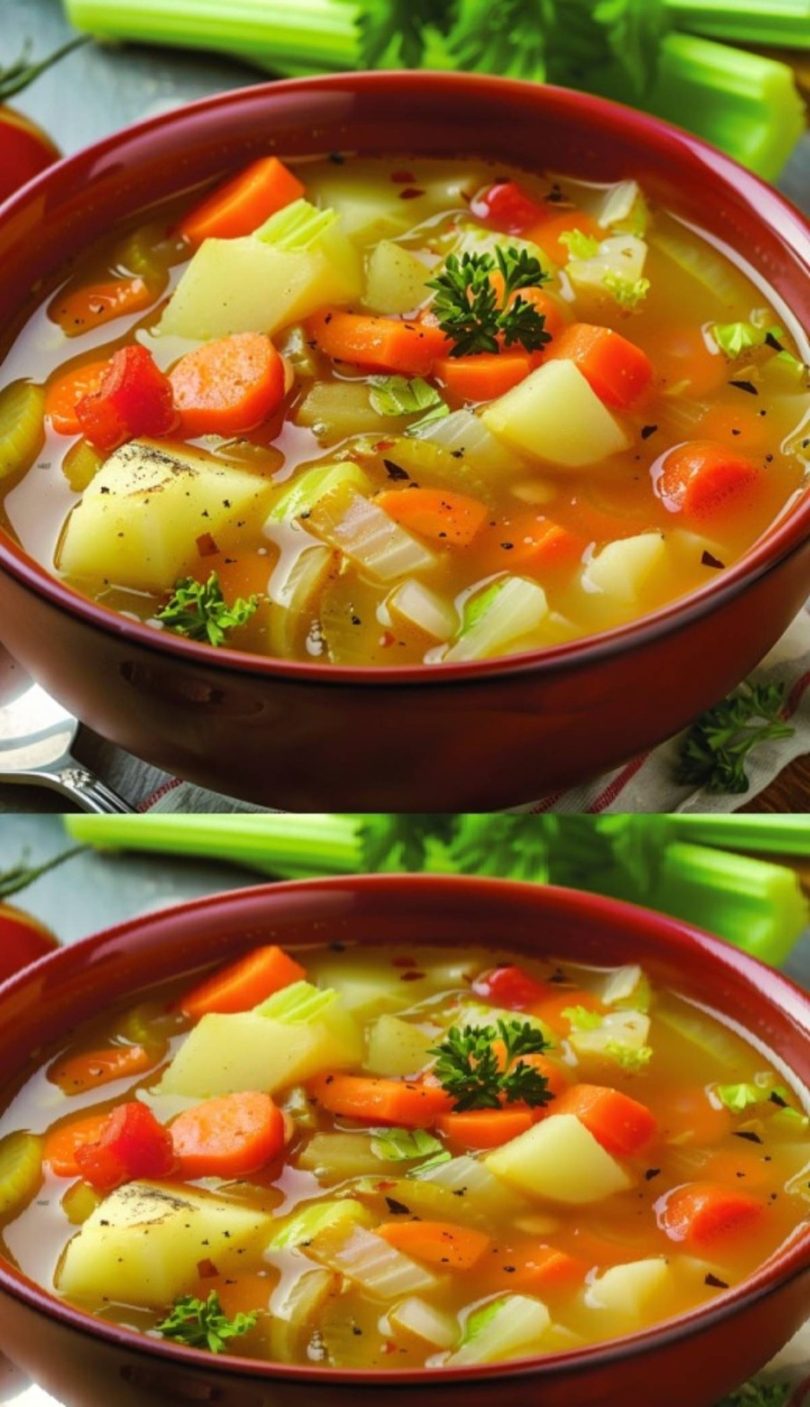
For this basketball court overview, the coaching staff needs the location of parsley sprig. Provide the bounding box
[427,246,551,358]
[156,572,260,647]
[430,1018,553,1111]
[156,1292,257,1354]
[676,681,794,794]
[718,1384,791,1407]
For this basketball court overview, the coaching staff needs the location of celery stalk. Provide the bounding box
[666,816,810,856]
[652,842,808,965]
[665,0,810,48]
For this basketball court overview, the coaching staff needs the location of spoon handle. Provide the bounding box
[44,764,135,813]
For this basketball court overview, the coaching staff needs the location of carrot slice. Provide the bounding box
[437,1108,534,1149]
[169,332,285,438]
[552,1084,658,1157]
[435,351,532,402]
[377,1220,492,1270]
[533,990,604,1037]
[374,487,489,546]
[43,1112,111,1178]
[179,944,306,1020]
[177,157,305,245]
[486,1242,587,1296]
[525,211,603,266]
[45,359,110,435]
[479,511,587,578]
[48,1045,155,1096]
[49,278,154,338]
[658,440,761,522]
[171,1091,285,1179]
[307,310,450,377]
[547,323,653,409]
[308,1073,452,1128]
[659,1182,765,1249]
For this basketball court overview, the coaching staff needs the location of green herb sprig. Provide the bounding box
[718,1383,792,1407]
[675,681,794,794]
[427,246,551,358]
[156,1292,257,1354]
[156,572,260,647]
[430,1018,553,1111]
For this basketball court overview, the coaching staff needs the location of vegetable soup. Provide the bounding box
[0,155,807,665]
[1,941,807,1368]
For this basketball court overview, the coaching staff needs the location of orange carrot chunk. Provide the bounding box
[179,944,306,1020]
[49,277,154,338]
[377,1220,492,1270]
[308,1073,452,1128]
[191,1271,273,1321]
[479,512,587,578]
[45,359,111,435]
[658,441,761,522]
[552,1084,658,1157]
[437,1107,534,1149]
[43,1112,111,1178]
[525,211,603,266]
[487,1242,587,1296]
[374,487,489,547]
[547,323,653,409]
[47,1045,155,1095]
[307,310,450,377]
[169,332,286,438]
[171,1091,285,1179]
[177,156,305,245]
[659,1182,765,1249]
[435,351,533,402]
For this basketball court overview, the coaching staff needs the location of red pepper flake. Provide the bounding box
[400,970,426,982]
[399,188,425,200]
[391,170,416,184]
[196,532,219,557]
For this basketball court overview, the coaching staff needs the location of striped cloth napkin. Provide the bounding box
[74,604,809,815]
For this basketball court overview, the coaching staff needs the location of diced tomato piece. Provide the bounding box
[75,345,177,452]
[471,180,546,234]
[74,1101,176,1191]
[472,964,552,1010]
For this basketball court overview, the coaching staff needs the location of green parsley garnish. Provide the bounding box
[675,681,794,794]
[156,1292,257,1354]
[430,1018,553,1111]
[718,1384,791,1407]
[156,572,260,647]
[427,246,551,358]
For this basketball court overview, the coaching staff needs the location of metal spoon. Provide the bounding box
[0,651,133,812]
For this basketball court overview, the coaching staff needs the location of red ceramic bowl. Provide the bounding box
[0,73,808,810]
[0,874,807,1407]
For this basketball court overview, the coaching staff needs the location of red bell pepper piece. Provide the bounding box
[75,345,177,452]
[75,1101,176,1191]
[472,964,552,1010]
[470,181,546,234]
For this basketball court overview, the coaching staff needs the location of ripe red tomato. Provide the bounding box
[0,105,59,205]
[0,903,58,983]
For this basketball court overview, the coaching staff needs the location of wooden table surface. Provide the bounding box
[3,0,809,814]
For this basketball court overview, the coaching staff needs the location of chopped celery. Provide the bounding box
[410,407,518,475]
[408,1153,522,1218]
[267,1197,371,1250]
[267,461,372,523]
[0,381,45,482]
[388,1296,458,1348]
[0,1132,43,1217]
[62,439,104,493]
[61,1180,103,1226]
[308,1224,441,1296]
[371,431,495,500]
[571,1009,652,1071]
[665,816,810,856]
[715,1077,797,1115]
[566,234,649,308]
[444,577,548,663]
[255,198,338,250]
[255,980,336,1022]
[280,1084,318,1131]
[664,0,810,48]
[596,180,649,236]
[388,579,458,642]
[710,320,784,359]
[601,965,651,1012]
[269,1267,340,1362]
[276,322,319,378]
[297,1131,394,1180]
[309,484,438,581]
[267,543,336,659]
[353,1172,478,1226]
[450,1294,550,1365]
[368,375,445,421]
[369,1128,444,1163]
[294,382,396,443]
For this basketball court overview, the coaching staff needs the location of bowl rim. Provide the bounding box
[0,69,808,689]
[0,870,808,1386]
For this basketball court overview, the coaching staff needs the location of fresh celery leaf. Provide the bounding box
[711,320,784,359]
[370,1128,444,1161]
[602,270,650,307]
[605,1041,652,1070]
[560,229,601,260]
[369,375,446,419]
[675,681,794,794]
[450,0,549,79]
[156,1292,256,1353]
[563,1005,603,1031]
[717,1384,791,1407]
[353,0,458,67]
[357,816,457,871]
[156,574,259,647]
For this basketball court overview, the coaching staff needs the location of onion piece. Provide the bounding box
[388,579,458,641]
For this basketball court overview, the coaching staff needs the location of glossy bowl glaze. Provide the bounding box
[0,73,808,809]
[0,874,808,1407]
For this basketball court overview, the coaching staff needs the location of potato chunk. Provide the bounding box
[485,1113,632,1204]
[58,439,276,592]
[481,360,631,468]
[57,1181,272,1308]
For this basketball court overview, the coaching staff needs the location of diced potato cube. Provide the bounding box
[485,1114,632,1204]
[57,1181,271,1308]
[582,531,668,604]
[58,439,275,593]
[585,1257,673,1321]
[364,1014,434,1077]
[364,241,430,314]
[481,361,631,468]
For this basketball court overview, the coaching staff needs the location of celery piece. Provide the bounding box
[653,842,808,966]
[0,381,45,482]
[267,1197,370,1250]
[254,980,336,1022]
[450,1294,550,1365]
[665,816,810,856]
[444,577,549,663]
[255,199,338,251]
[309,1224,440,1296]
[664,0,810,48]
[269,1267,339,1362]
[0,1132,43,1217]
[369,1128,443,1162]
